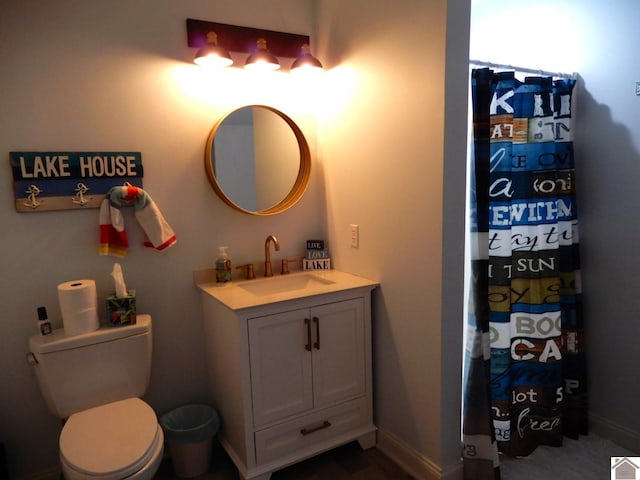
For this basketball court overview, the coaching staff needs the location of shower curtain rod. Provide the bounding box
[469,59,577,79]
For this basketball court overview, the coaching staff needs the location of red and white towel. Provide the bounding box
[99,185,177,257]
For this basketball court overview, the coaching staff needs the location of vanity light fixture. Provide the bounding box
[244,38,280,71]
[290,44,323,74]
[193,32,233,68]
[186,18,322,73]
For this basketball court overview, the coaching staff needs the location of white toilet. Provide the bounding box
[28,314,164,480]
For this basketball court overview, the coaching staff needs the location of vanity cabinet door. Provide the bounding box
[249,308,313,427]
[248,298,366,428]
[310,298,365,408]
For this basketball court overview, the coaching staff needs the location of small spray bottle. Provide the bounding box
[37,306,53,336]
[215,246,232,283]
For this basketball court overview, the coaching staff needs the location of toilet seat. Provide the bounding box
[60,398,162,479]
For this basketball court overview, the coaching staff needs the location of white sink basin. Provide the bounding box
[238,273,335,296]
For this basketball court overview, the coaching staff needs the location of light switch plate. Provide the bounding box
[350,224,359,248]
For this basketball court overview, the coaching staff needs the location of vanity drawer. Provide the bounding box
[254,397,368,464]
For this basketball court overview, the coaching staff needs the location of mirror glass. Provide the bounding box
[205,105,311,215]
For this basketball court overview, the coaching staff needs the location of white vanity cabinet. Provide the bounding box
[196,270,378,480]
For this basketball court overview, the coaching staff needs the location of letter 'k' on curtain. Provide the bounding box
[462,68,587,479]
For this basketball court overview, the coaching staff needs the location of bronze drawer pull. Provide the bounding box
[300,420,331,436]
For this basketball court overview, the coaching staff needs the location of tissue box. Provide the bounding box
[106,290,136,326]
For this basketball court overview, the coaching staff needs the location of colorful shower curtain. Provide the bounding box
[462,68,587,479]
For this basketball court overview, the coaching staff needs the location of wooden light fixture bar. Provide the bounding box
[186,18,310,58]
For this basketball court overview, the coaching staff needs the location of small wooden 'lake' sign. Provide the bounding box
[10,152,144,212]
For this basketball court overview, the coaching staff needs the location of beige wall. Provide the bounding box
[315,0,469,474]
[0,1,323,477]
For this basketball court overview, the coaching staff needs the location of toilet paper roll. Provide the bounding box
[57,280,99,336]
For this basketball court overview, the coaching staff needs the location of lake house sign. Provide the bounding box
[10,152,144,212]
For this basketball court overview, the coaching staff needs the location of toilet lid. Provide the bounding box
[60,398,159,478]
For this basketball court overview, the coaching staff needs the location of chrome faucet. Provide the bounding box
[264,235,280,277]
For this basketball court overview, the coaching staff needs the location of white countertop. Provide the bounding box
[194,269,378,311]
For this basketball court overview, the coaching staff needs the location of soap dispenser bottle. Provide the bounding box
[215,246,232,283]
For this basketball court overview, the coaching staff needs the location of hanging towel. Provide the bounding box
[99,185,177,257]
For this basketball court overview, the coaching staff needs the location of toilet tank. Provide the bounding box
[28,314,152,419]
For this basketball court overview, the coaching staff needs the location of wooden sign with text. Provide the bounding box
[10,152,144,212]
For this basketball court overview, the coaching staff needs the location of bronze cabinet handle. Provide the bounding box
[304,318,312,351]
[300,420,331,436]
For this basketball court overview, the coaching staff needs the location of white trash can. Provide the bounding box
[160,404,220,478]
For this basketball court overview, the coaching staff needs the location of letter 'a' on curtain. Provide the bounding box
[462,68,587,479]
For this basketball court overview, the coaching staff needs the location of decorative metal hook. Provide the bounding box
[72,182,90,206]
[24,184,42,209]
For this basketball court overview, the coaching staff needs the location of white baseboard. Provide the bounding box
[376,428,463,480]
[590,413,640,454]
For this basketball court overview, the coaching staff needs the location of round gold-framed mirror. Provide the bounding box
[204,105,311,215]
